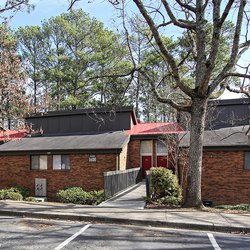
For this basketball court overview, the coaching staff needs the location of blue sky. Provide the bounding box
[8,0,116,29]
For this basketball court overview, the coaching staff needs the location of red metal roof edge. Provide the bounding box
[126,122,184,135]
[0,129,28,141]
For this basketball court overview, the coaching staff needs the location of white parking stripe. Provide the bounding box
[55,224,92,250]
[207,233,221,250]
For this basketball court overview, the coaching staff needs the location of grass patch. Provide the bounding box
[215,204,250,211]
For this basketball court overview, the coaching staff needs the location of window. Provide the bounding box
[31,155,47,170]
[244,152,250,170]
[157,141,168,155]
[140,141,152,155]
[53,155,70,170]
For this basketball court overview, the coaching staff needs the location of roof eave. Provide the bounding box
[0,147,124,156]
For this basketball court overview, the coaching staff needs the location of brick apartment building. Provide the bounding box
[0,99,249,205]
[180,98,250,205]
[0,107,182,201]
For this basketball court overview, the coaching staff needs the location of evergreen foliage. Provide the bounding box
[150,167,182,205]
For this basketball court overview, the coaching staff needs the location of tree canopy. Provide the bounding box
[18,9,132,111]
[0,22,30,129]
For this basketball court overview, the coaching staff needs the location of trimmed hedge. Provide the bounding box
[0,186,30,201]
[56,187,104,205]
[24,196,37,202]
[0,189,23,201]
[4,191,23,201]
[150,167,182,205]
[7,186,30,198]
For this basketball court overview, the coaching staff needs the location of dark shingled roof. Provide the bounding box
[179,126,250,148]
[0,131,129,153]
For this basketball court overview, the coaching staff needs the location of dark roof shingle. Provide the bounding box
[0,131,129,153]
[179,126,250,148]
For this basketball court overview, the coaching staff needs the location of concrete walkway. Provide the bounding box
[0,182,250,233]
[100,182,146,209]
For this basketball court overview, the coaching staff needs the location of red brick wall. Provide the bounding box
[127,140,140,168]
[127,139,174,170]
[0,153,116,201]
[179,150,250,205]
[153,140,156,167]
[202,150,250,205]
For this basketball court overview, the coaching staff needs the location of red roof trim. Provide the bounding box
[0,129,27,141]
[126,122,184,135]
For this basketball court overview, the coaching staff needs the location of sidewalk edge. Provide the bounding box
[0,210,249,234]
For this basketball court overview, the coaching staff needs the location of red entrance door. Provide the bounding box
[157,155,168,168]
[142,156,152,178]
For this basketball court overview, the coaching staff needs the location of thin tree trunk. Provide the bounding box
[72,78,77,110]
[184,97,208,208]
[56,80,61,111]
[8,118,11,130]
[34,79,37,112]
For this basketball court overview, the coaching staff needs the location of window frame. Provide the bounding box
[52,154,70,170]
[30,155,48,170]
[156,140,168,156]
[140,140,153,156]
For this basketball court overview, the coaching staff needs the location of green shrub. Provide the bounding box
[56,187,88,204]
[4,191,23,201]
[0,186,30,201]
[8,186,30,198]
[150,167,182,205]
[89,190,104,204]
[56,187,104,205]
[0,189,6,200]
[157,196,183,205]
[24,196,37,202]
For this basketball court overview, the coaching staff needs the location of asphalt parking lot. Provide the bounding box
[0,216,250,249]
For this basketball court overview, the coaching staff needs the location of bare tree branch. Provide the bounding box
[177,50,191,67]
[225,72,250,79]
[195,0,207,91]
[198,0,222,96]
[209,0,247,95]
[226,85,250,97]
[86,68,137,82]
[219,0,235,25]
[239,40,250,48]
[67,0,80,11]
[175,0,197,12]
[139,69,192,112]
[121,0,136,69]
[156,21,172,29]
[0,0,28,13]
[133,0,195,98]
[202,0,210,11]
[161,0,196,30]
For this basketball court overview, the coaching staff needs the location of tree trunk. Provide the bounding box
[56,80,61,111]
[183,97,208,208]
[34,79,37,112]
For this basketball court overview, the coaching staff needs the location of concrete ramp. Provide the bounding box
[100,182,146,209]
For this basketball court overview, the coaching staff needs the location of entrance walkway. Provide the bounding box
[100,182,146,209]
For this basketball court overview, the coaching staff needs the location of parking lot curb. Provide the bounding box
[0,209,249,234]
